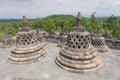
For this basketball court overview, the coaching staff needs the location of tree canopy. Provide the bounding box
[0,13,120,41]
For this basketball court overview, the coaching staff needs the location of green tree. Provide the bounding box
[43,18,56,32]
[104,15,120,38]
[63,21,69,32]
[89,12,98,33]
[81,17,90,31]
[7,25,16,36]
[0,31,4,42]
[31,18,45,29]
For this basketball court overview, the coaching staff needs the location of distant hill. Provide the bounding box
[46,14,76,20]
[0,14,119,22]
[0,19,21,22]
[0,19,35,22]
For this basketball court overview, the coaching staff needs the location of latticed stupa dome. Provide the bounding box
[91,26,110,52]
[7,16,47,64]
[2,35,15,48]
[55,12,103,73]
[2,28,15,48]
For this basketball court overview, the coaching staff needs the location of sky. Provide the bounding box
[0,0,120,19]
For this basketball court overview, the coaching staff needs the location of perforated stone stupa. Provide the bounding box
[36,28,44,42]
[2,29,15,48]
[57,29,68,47]
[7,16,47,64]
[46,29,59,43]
[55,12,103,73]
[91,27,110,52]
[102,28,113,48]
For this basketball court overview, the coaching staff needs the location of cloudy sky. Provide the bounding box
[0,0,120,18]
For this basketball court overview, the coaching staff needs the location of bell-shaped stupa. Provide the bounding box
[91,26,110,52]
[7,16,47,64]
[2,28,15,48]
[55,12,103,73]
[46,29,59,43]
[57,28,68,47]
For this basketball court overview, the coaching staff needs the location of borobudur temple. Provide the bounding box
[55,12,103,73]
[91,26,110,52]
[2,28,15,48]
[57,29,68,47]
[7,16,47,64]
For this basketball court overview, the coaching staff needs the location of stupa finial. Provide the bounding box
[97,26,100,34]
[22,16,28,27]
[72,12,85,32]
[77,12,82,27]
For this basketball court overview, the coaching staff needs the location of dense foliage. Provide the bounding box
[0,13,120,41]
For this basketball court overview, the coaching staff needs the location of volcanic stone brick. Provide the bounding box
[102,28,113,48]
[7,16,47,64]
[46,29,59,43]
[55,12,103,73]
[111,39,120,49]
[91,26,110,52]
[57,29,68,47]
[36,28,44,42]
[2,29,15,48]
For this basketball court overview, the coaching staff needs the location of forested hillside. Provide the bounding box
[0,13,120,41]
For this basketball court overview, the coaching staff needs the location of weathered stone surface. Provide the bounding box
[102,29,120,50]
[36,28,44,42]
[0,43,120,80]
[45,29,59,43]
[91,26,110,52]
[2,35,15,48]
[111,39,120,49]
[7,16,47,64]
[55,12,103,73]
[57,30,68,47]
[1,28,15,48]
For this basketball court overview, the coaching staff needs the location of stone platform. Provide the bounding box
[0,43,120,80]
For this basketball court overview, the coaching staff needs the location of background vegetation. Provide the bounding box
[0,13,120,41]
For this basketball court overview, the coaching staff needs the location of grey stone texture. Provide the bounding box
[91,26,110,52]
[45,29,59,43]
[1,28,15,48]
[2,35,15,48]
[0,43,120,80]
[55,12,103,73]
[7,16,47,64]
[57,30,68,47]
[102,29,120,50]
[36,28,44,42]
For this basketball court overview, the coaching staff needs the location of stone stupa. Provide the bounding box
[36,28,44,42]
[102,28,113,48]
[55,12,103,73]
[57,28,68,47]
[103,27,113,40]
[7,16,47,64]
[2,28,15,48]
[46,29,59,43]
[91,26,110,52]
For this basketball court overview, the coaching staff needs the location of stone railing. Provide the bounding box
[45,35,60,43]
[105,39,120,50]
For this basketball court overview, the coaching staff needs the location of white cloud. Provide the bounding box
[0,0,119,18]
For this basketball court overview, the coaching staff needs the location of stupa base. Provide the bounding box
[55,46,103,73]
[95,46,110,52]
[55,57,103,73]
[7,49,47,64]
[7,43,47,64]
